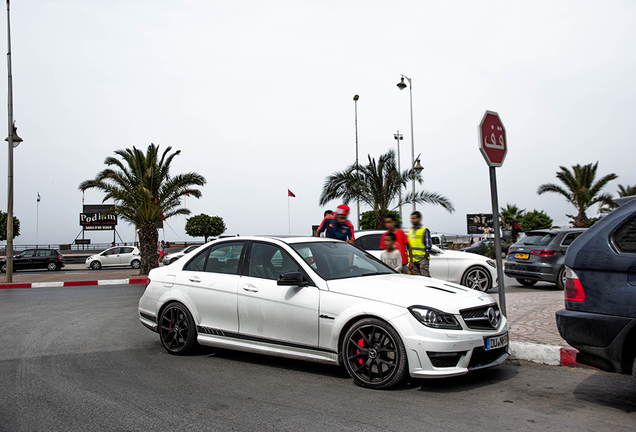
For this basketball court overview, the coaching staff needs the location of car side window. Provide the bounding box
[613,215,636,254]
[21,250,34,258]
[205,242,244,274]
[120,247,134,254]
[248,243,299,280]
[103,248,117,256]
[183,247,209,272]
[354,234,383,251]
[561,233,581,247]
[35,250,48,257]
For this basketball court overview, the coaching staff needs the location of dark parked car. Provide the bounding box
[0,248,65,272]
[459,239,508,256]
[556,197,636,385]
[504,228,585,289]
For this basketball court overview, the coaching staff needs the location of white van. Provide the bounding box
[431,233,447,249]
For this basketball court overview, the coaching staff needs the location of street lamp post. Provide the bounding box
[393,131,403,222]
[397,75,417,212]
[5,0,22,283]
[353,94,360,229]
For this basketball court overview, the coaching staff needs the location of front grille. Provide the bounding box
[468,346,508,369]
[427,351,466,368]
[460,304,501,330]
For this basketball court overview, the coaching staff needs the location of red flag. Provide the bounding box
[288,189,295,197]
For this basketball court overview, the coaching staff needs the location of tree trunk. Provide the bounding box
[373,209,386,230]
[139,220,159,275]
[573,212,589,228]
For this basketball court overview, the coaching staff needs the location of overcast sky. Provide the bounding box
[1,0,634,246]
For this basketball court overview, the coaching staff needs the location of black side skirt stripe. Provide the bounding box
[196,326,337,355]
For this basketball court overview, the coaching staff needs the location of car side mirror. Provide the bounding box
[277,271,308,287]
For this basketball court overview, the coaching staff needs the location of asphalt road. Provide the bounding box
[1,283,634,431]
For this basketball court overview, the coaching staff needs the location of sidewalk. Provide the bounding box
[0,267,583,368]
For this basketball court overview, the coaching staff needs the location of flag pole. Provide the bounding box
[36,192,39,247]
[288,194,291,234]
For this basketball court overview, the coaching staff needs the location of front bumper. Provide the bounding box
[392,312,509,379]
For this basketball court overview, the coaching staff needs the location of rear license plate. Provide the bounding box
[515,253,529,260]
[485,332,508,351]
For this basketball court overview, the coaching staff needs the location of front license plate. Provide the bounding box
[485,332,508,351]
[515,253,529,260]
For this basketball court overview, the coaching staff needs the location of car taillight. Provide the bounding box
[564,267,585,302]
[145,278,151,290]
[530,249,556,257]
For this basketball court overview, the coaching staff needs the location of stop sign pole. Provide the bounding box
[478,111,508,317]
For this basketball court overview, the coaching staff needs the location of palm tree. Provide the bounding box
[499,203,525,230]
[537,162,617,228]
[319,149,454,229]
[79,144,206,274]
[599,184,636,213]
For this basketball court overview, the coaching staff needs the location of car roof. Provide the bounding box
[524,228,586,235]
[207,235,342,245]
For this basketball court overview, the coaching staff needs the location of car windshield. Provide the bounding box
[290,241,394,281]
[514,232,555,246]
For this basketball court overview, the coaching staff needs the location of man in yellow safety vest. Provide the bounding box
[408,211,432,277]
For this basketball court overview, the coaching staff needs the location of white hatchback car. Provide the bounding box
[163,245,201,265]
[138,236,508,389]
[354,230,497,291]
[86,246,141,270]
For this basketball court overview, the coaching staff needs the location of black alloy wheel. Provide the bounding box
[159,302,198,355]
[462,266,492,292]
[516,278,537,287]
[342,318,407,389]
[556,267,567,290]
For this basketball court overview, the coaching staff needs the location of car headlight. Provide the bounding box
[486,259,496,268]
[86,256,93,262]
[408,306,462,330]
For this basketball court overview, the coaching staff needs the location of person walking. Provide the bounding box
[316,205,355,243]
[408,211,432,277]
[380,232,402,272]
[380,214,412,274]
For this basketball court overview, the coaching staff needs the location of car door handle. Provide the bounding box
[242,284,259,292]
[189,276,201,283]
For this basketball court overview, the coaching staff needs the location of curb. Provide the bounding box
[0,277,148,289]
[509,341,593,369]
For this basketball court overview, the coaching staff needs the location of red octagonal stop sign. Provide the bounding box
[479,111,507,167]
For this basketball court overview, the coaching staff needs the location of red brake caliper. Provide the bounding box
[357,338,365,365]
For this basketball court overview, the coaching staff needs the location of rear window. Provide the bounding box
[514,232,555,247]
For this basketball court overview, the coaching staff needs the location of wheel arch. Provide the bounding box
[461,264,494,290]
[619,321,636,374]
[335,313,404,366]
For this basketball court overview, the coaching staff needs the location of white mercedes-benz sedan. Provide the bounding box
[354,230,498,292]
[138,236,508,389]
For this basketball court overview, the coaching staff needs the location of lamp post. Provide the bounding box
[393,131,403,222]
[397,75,417,212]
[353,94,360,229]
[5,0,22,283]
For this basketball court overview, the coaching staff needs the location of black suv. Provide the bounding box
[556,197,636,385]
[0,249,65,272]
[504,228,586,289]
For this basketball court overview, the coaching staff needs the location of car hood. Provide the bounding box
[326,274,496,313]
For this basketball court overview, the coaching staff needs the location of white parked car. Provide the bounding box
[138,236,508,389]
[163,245,201,265]
[86,246,141,270]
[354,230,497,291]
